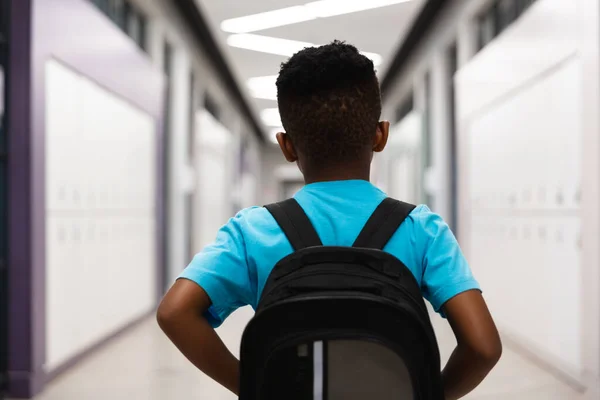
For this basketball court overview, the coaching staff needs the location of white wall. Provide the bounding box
[464,59,583,376]
[45,59,157,370]
[457,0,584,381]
[381,0,600,394]
[40,0,265,379]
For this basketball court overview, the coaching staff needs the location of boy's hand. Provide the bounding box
[441,290,502,400]
[157,279,240,395]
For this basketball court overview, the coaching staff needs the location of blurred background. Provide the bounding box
[2,0,600,399]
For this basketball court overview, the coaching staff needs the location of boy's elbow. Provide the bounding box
[475,338,503,368]
[156,279,212,334]
[156,300,183,333]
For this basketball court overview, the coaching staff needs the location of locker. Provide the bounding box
[44,60,158,373]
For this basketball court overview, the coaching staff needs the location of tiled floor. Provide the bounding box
[20,307,584,400]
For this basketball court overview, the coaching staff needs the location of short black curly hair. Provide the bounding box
[276,40,382,165]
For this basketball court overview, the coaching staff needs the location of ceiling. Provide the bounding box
[196,0,425,142]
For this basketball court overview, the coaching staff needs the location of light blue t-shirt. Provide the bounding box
[179,180,479,327]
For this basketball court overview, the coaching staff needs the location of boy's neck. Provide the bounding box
[303,166,371,185]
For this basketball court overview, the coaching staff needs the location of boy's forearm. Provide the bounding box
[442,344,499,400]
[158,311,240,395]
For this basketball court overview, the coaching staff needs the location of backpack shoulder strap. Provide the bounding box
[353,198,416,250]
[264,199,322,251]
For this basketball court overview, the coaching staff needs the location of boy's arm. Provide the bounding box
[441,289,502,400]
[157,279,240,395]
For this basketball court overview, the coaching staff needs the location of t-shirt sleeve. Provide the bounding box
[416,206,480,315]
[178,213,254,328]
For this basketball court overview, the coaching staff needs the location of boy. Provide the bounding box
[157,41,501,399]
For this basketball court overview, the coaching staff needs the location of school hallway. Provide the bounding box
[4,0,600,399]
[13,309,583,400]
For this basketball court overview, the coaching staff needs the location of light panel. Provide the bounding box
[247,75,278,101]
[227,34,313,57]
[220,6,315,34]
[221,0,414,33]
[305,0,413,18]
[229,34,383,66]
[261,108,283,127]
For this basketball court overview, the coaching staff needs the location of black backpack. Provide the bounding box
[239,198,444,400]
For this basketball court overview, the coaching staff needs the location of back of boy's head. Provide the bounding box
[276,40,382,167]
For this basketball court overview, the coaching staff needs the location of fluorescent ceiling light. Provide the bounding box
[229,34,382,66]
[228,34,313,57]
[249,88,277,101]
[306,0,413,18]
[261,108,283,127]
[221,0,413,33]
[221,6,315,34]
[247,75,278,101]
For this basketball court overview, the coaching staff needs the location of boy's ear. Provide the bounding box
[373,121,390,153]
[276,132,298,163]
